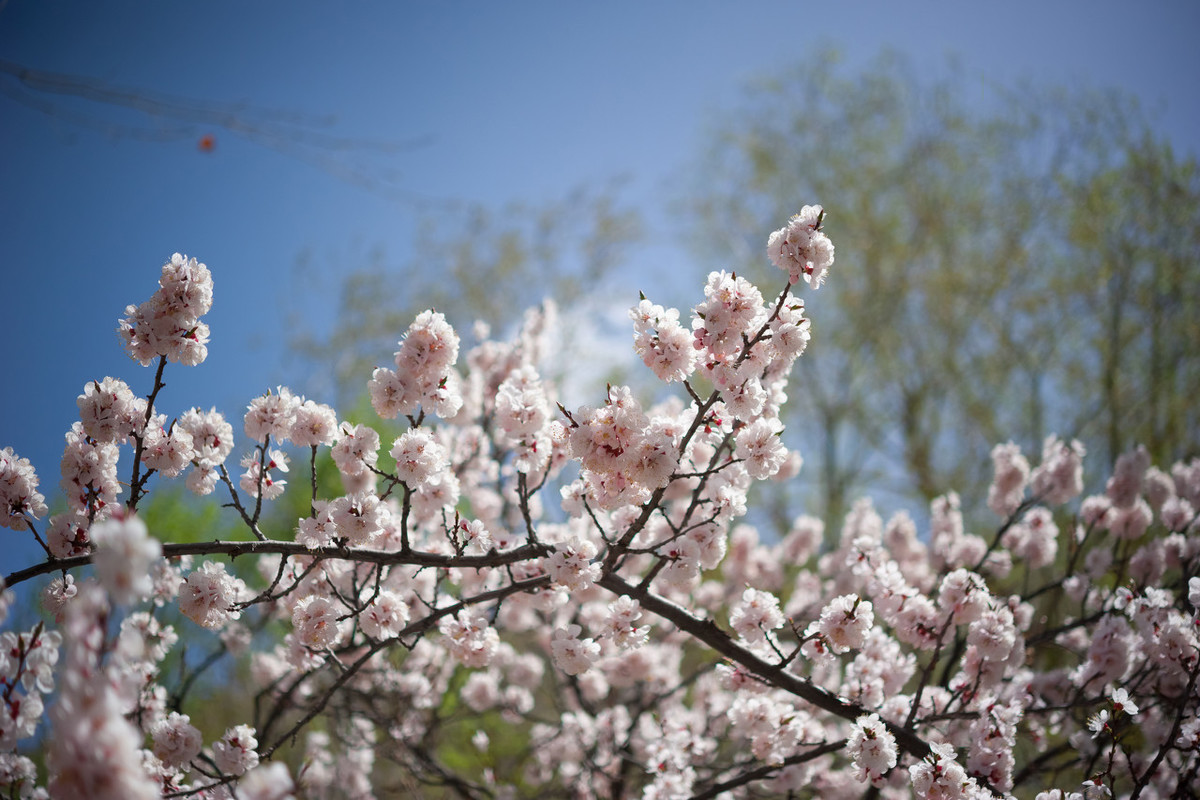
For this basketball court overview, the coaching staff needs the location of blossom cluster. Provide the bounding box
[0,210,1198,800]
[766,204,835,288]
[0,447,47,531]
[119,252,213,367]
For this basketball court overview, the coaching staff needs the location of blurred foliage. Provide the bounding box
[287,183,643,411]
[683,48,1200,524]
[139,482,232,545]
[1057,135,1200,470]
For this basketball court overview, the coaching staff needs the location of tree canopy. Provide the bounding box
[683,49,1200,523]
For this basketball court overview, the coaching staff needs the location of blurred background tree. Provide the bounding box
[681,48,1200,524]
[1057,134,1200,470]
[282,49,1200,532]
[286,184,643,412]
[94,42,1194,555]
[14,41,1194,540]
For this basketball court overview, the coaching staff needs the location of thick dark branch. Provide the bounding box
[689,739,846,800]
[4,539,552,588]
[597,572,931,760]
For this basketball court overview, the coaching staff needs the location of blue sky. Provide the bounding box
[2,1,1199,575]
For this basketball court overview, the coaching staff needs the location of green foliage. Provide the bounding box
[140,482,233,545]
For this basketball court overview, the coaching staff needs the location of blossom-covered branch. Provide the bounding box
[0,212,1198,800]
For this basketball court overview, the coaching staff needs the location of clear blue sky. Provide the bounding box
[2,1,1198,575]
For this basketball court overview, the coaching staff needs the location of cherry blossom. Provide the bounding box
[847,713,898,783]
[766,204,835,288]
[551,624,600,676]
[89,513,161,606]
[1,220,1197,800]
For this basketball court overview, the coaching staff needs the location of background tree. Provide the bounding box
[287,184,643,412]
[683,49,1200,524]
[1057,135,1200,469]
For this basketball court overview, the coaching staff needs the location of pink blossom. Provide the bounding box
[367,367,414,419]
[551,624,600,675]
[186,464,218,496]
[766,206,835,288]
[692,271,766,359]
[1106,445,1150,510]
[76,377,144,444]
[457,518,493,553]
[734,417,788,480]
[359,590,410,640]
[90,513,161,605]
[1108,498,1153,540]
[46,512,90,559]
[244,387,300,443]
[329,491,390,545]
[461,670,502,712]
[140,418,194,478]
[938,569,991,625]
[495,365,551,438]
[909,741,971,799]
[1161,496,1195,532]
[46,584,158,800]
[1030,436,1086,506]
[235,762,295,800]
[118,253,213,367]
[966,606,1017,662]
[987,441,1030,517]
[292,595,343,650]
[239,449,289,500]
[811,594,874,654]
[847,714,898,782]
[1110,687,1139,717]
[545,536,601,591]
[331,422,381,477]
[439,608,499,668]
[1001,507,1059,569]
[780,515,823,564]
[0,447,48,530]
[768,297,811,361]
[151,711,202,769]
[178,406,235,466]
[730,587,785,644]
[296,501,337,548]
[631,299,698,383]
[59,422,122,514]
[180,561,247,629]
[41,574,77,622]
[289,399,338,447]
[395,310,459,377]
[390,429,447,487]
[368,310,463,421]
[212,724,260,776]
[603,596,649,650]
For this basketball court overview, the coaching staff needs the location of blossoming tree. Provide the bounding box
[1,209,1197,800]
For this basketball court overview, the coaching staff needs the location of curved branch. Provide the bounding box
[689,739,847,800]
[596,572,931,760]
